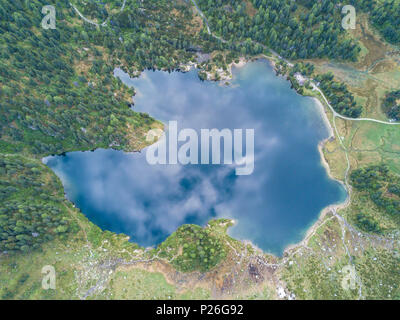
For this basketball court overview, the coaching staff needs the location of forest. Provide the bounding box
[381,90,400,121]
[350,165,400,233]
[0,154,78,253]
[314,72,363,118]
[370,0,400,44]
[276,61,363,118]
[0,0,212,254]
[197,0,399,58]
[198,0,362,60]
[0,0,218,156]
[158,222,228,272]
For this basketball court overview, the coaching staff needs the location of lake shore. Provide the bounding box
[140,56,352,258]
[81,60,351,260]
[227,56,351,257]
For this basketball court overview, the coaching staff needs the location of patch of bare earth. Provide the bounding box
[352,16,390,70]
[118,246,281,299]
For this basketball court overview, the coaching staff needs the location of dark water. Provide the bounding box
[44,60,346,256]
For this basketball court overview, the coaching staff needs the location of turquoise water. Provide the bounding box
[45,60,346,256]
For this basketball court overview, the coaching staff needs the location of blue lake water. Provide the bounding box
[44,60,347,256]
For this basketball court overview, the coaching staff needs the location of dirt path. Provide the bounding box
[70,0,128,27]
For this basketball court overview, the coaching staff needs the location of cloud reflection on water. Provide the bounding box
[46,61,346,255]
